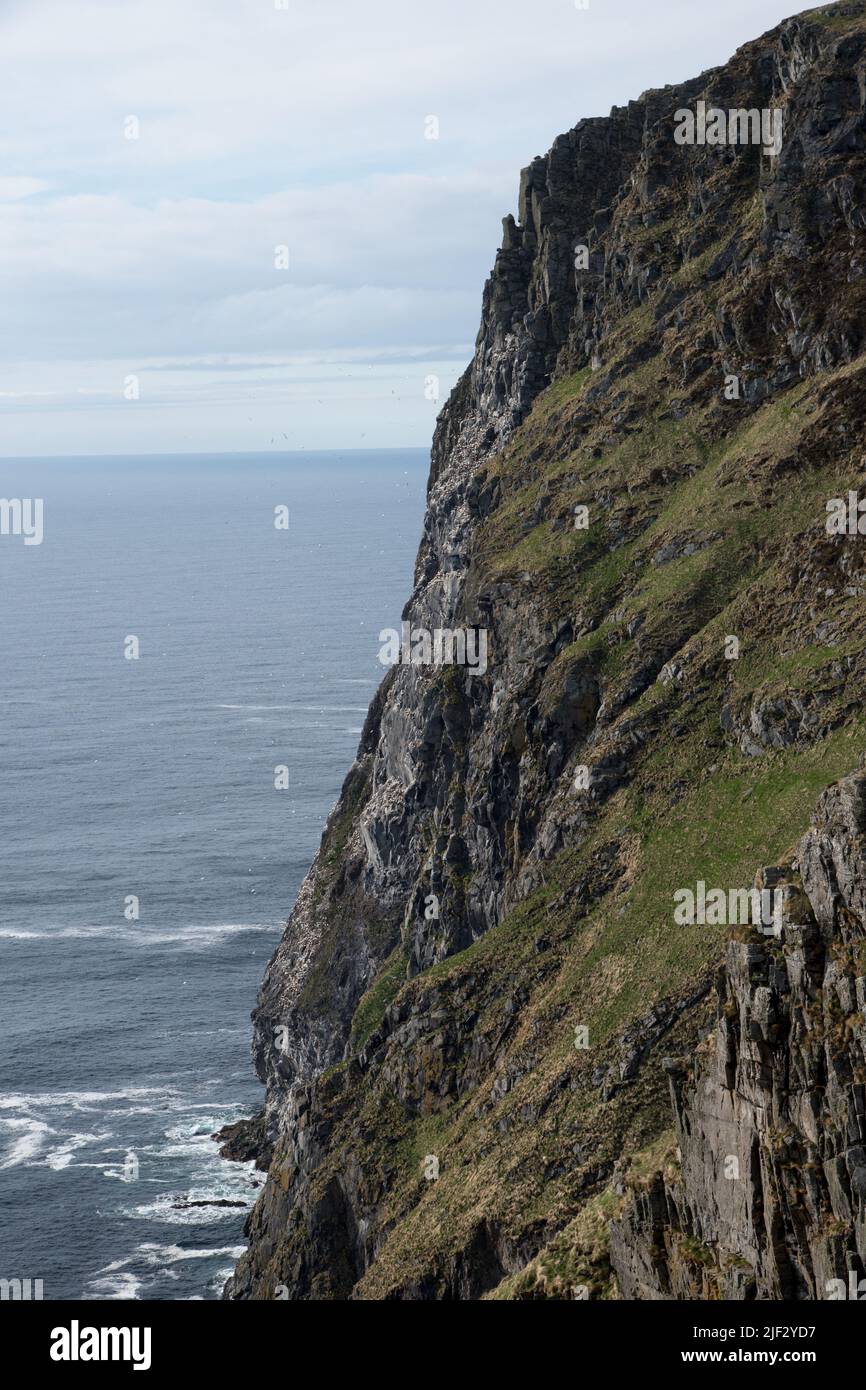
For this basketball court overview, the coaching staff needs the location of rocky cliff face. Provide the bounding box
[611,771,866,1300]
[225,1,866,1299]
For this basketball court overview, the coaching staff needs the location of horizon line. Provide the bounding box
[0,444,433,463]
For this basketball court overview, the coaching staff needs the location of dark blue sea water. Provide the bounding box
[0,450,427,1300]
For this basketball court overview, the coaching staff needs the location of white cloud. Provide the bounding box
[0,176,51,200]
[0,0,803,454]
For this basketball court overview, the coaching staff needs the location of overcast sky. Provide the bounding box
[0,0,809,457]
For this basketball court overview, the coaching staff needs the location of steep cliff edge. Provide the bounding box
[226,1,866,1299]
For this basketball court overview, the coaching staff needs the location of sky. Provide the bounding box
[0,0,814,457]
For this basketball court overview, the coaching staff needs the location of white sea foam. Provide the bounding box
[0,1086,178,1112]
[85,1271,143,1300]
[164,1116,224,1141]
[215,703,295,710]
[0,925,124,940]
[155,1139,218,1159]
[126,1193,256,1226]
[215,702,367,713]
[299,706,368,713]
[45,1132,112,1169]
[0,1117,54,1167]
[135,1242,247,1265]
[127,923,275,947]
[0,922,276,947]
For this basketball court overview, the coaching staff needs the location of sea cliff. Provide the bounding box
[226,1,866,1299]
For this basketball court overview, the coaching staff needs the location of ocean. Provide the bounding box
[0,449,428,1300]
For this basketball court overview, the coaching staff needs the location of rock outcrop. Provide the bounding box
[225,2,866,1300]
[612,771,866,1301]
